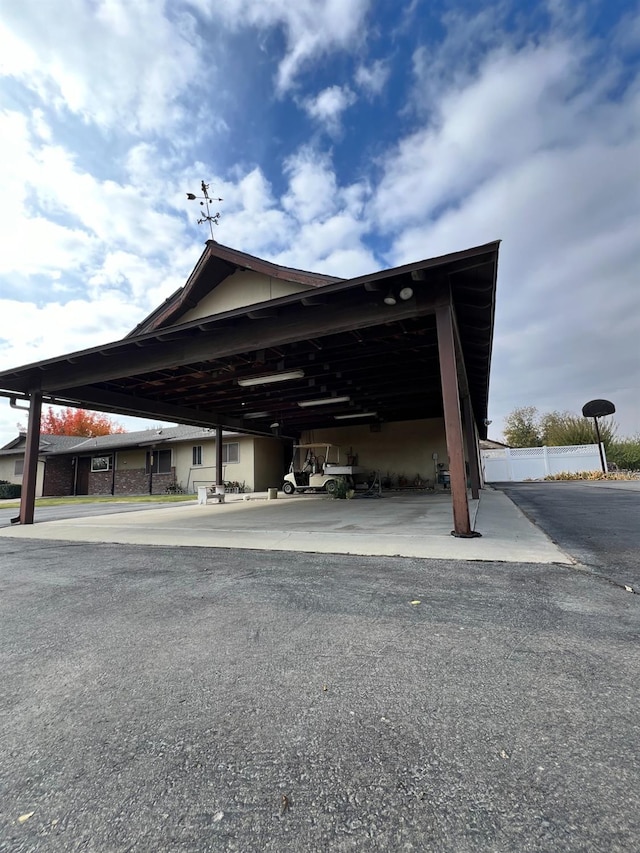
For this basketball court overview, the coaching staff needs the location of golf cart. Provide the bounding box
[282,444,365,495]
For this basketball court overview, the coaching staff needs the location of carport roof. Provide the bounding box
[0,240,500,439]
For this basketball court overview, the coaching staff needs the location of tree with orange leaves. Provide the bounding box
[41,407,126,437]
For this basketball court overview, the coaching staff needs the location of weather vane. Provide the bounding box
[186,180,223,240]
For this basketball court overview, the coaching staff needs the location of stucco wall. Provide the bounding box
[0,455,22,485]
[179,271,313,321]
[252,437,285,491]
[301,418,449,486]
[227,436,254,491]
[0,454,46,496]
[173,438,217,493]
[172,435,256,492]
[116,449,147,470]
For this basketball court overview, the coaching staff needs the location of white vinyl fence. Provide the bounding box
[481,444,607,482]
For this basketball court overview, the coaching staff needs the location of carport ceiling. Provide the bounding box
[0,241,499,438]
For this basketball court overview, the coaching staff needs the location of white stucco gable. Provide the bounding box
[179,270,315,322]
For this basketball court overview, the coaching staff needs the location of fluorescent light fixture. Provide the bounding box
[334,412,377,420]
[238,369,304,387]
[297,396,350,408]
[243,411,270,419]
[399,286,414,301]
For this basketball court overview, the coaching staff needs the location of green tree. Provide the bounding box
[608,434,640,470]
[540,410,617,450]
[503,406,542,447]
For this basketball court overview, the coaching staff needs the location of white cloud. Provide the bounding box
[376,33,640,438]
[0,0,206,133]
[374,39,592,230]
[302,85,357,135]
[355,59,390,96]
[200,0,370,92]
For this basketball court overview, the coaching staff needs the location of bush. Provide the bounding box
[543,470,640,481]
[608,437,640,471]
[330,478,350,499]
[0,483,21,498]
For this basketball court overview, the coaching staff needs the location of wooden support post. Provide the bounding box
[215,426,223,487]
[462,395,481,500]
[436,304,476,537]
[18,391,42,525]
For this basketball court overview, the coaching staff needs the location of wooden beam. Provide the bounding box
[52,385,280,438]
[18,391,42,525]
[215,425,223,487]
[462,394,481,500]
[436,303,475,537]
[301,294,328,305]
[31,289,439,392]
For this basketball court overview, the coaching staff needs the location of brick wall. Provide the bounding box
[151,471,175,495]
[111,468,176,495]
[114,469,149,494]
[88,470,114,495]
[43,457,74,496]
[42,463,178,497]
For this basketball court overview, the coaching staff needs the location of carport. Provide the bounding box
[0,239,499,536]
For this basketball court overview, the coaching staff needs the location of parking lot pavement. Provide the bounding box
[0,489,570,564]
[1,539,638,852]
[0,500,190,529]
[493,481,640,592]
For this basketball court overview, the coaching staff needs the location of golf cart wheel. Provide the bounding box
[283,482,295,495]
[325,479,337,494]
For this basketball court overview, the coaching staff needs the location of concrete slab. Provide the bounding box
[0,488,571,563]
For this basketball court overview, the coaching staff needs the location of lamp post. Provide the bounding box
[581,399,615,473]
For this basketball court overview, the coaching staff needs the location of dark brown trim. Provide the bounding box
[215,425,223,487]
[30,289,440,393]
[18,391,42,525]
[436,304,471,536]
[462,395,480,500]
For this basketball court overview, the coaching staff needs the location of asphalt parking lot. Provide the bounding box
[1,539,638,852]
[493,481,640,591]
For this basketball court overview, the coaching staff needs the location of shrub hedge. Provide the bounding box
[0,483,21,499]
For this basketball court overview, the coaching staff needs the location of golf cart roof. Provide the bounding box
[293,443,337,449]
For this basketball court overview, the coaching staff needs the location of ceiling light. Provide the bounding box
[297,396,351,408]
[243,411,270,419]
[383,292,397,306]
[334,412,377,420]
[398,286,414,301]
[237,369,304,387]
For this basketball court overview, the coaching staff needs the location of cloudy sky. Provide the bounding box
[0,0,638,445]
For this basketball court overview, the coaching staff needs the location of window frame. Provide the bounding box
[192,445,203,466]
[14,458,24,476]
[91,455,113,473]
[145,449,172,474]
[222,442,239,465]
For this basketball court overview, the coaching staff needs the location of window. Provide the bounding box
[146,449,172,474]
[14,459,24,476]
[222,442,239,464]
[192,445,203,466]
[91,455,113,472]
